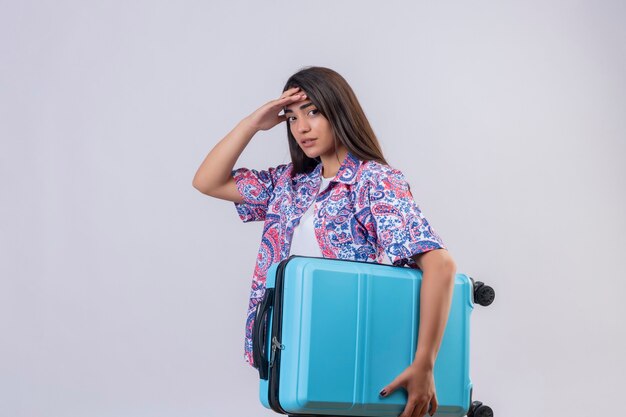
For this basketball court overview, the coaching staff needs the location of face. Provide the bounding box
[283,95,336,159]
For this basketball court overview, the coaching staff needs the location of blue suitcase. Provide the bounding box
[252,255,495,417]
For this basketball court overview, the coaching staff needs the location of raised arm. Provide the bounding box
[192,86,307,202]
[192,118,257,202]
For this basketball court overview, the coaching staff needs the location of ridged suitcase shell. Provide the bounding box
[256,255,474,416]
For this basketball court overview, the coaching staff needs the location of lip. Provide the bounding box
[300,138,317,148]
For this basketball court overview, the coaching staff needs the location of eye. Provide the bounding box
[287,109,319,124]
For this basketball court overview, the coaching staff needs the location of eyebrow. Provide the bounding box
[283,101,315,114]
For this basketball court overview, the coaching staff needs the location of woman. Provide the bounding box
[193,66,456,417]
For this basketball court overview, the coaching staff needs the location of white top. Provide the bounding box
[289,175,333,257]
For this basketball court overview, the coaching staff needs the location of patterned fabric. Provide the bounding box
[231,151,446,366]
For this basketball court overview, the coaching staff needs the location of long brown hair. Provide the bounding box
[282,66,388,176]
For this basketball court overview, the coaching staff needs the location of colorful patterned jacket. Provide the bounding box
[232,151,446,366]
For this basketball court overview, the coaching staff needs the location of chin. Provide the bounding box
[302,150,320,159]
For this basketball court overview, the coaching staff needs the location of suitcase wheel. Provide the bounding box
[473,281,496,307]
[467,400,494,417]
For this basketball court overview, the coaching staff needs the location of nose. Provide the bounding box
[296,117,311,134]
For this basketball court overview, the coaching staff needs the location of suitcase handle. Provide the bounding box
[252,288,274,380]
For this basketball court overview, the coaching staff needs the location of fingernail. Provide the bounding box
[379,389,387,397]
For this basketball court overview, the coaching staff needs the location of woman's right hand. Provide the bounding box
[244,87,307,132]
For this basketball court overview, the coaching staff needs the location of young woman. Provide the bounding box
[193,66,457,417]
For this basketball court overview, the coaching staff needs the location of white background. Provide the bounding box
[1,1,625,416]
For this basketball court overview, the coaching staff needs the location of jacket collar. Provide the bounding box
[294,151,362,185]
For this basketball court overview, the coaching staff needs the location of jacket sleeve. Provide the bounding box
[368,168,447,268]
[231,164,288,222]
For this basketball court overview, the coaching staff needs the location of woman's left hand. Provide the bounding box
[379,361,438,417]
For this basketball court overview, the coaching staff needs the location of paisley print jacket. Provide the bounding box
[231,151,446,366]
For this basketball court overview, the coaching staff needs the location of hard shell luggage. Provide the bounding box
[252,255,495,417]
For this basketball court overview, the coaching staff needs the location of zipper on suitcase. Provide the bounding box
[269,336,284,368]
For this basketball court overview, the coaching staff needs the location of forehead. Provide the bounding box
[284,100,315,113]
